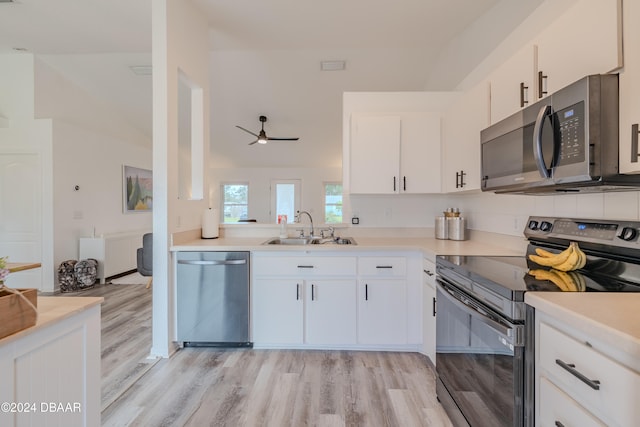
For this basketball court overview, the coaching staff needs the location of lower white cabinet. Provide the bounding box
[306,280,357,345]
[357,279,407,345]
[421,258,437,364]
[535,311,640,426]
[252,279,303,344]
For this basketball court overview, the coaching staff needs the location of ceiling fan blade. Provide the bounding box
[267,137,300,141]
[248,139,259,145]
[236,125,260,138]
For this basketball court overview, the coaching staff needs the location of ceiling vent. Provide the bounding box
[320,60,346,71]
[0,1,15,3]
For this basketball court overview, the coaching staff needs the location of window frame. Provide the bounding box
[220,182,250,223]
[323,181,343,224]
[270,179,301,224]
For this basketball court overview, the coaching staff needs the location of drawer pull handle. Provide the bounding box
[376,266,393,269]
[555,359,600,390]
[423,269,434,276]
[297,265,314,268]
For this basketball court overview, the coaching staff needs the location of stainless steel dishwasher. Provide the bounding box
[176,251,251,347]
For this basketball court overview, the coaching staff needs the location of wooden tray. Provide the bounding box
[0,288,38,339]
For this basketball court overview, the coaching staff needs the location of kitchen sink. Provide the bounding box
[262,237,356,245]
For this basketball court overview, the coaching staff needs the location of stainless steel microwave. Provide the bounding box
[481,74,640,194]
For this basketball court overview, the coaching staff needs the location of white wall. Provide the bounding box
[52,120,151,270]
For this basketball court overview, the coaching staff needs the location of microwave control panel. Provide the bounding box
[556,101,585,164]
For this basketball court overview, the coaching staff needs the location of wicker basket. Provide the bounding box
[0,288,37,339]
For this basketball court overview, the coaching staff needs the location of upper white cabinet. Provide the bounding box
[619,0,640,174]
[489,45,536,124]
[489,0,622,125]
[535,0,622,100]
[350,112,442,194]
[442,80,490,193]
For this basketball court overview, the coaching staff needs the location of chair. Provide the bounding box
[136,233,153,289]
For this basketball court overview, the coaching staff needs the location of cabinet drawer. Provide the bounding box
[539,377,605,427]
[358,257,406,276]
[539,321,640,426]
[253,256,356,276]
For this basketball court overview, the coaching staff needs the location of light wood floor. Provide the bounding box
[70,281,453,427]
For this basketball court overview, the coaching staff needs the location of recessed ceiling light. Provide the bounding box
[12,47,28,52]
[320,60,346,71]
[129,65,152,76]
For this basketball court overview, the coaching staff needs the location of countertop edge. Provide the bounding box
[525,292,640,359]
[0,296,104,346]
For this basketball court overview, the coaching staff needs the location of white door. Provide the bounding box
[0,153,42,289]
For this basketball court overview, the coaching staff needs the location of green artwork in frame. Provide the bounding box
[123,165,152,213]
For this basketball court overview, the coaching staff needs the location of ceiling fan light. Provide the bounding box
[257,138,268,144]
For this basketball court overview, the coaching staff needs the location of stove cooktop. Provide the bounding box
[437,253,640,301]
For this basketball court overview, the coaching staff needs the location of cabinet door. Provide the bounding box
[305,280,357,345]
[443,80,489,192]
[619,0,640,173]
[422,259,437,363]
[350,115,401,194]
[252,279,303,344]
[399,112,442,193]
[536,0,622,100]
[489,44,536,124]
[357,279,407,345]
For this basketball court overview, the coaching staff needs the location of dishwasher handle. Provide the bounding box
[178,259,247,266]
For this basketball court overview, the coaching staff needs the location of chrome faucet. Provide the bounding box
[296,210,314,237]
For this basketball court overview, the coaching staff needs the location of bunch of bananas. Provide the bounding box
[528,268,586,292]
[528,242,586,271]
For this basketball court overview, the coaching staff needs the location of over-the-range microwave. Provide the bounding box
[480,74,640,194]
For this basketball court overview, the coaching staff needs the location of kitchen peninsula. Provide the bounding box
[0,296,103,427]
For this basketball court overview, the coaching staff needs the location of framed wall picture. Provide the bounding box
[123,165,152,213]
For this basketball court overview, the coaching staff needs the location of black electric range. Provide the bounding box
[434,216,640,427]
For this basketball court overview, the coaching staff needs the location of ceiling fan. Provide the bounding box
[236,115,300,145]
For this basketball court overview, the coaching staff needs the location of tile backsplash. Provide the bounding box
[347,190,640,237]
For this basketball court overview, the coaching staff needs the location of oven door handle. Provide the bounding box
[437,282,518,344]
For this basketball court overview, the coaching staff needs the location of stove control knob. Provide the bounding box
[618,227,638,241]
[527,220,539,230]
[539,221,553,232]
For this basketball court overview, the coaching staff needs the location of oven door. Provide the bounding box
[436,279,525,427]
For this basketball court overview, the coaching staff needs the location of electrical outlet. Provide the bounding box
[351,216,359,225]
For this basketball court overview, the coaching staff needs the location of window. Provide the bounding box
[324,182,343,223]
[271,180,301,223]
[221,183,249,223]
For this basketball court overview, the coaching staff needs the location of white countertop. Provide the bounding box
[0,296,104,346]
[171,234,526,259]
[526,292,640,359]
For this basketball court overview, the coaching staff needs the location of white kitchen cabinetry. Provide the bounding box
[442,80,490,193]
[357,257,408,345]
[349,112,442,194]
[619,0,640,174]
[535,0,622,101]
[252,279,303,344]
[252,251,421,350]
[489,44,536,124]
[535,311,640,427]
[421,258,437,364]
[306,280,357,345]
[251,253,357,347]
[0,299,101,427]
